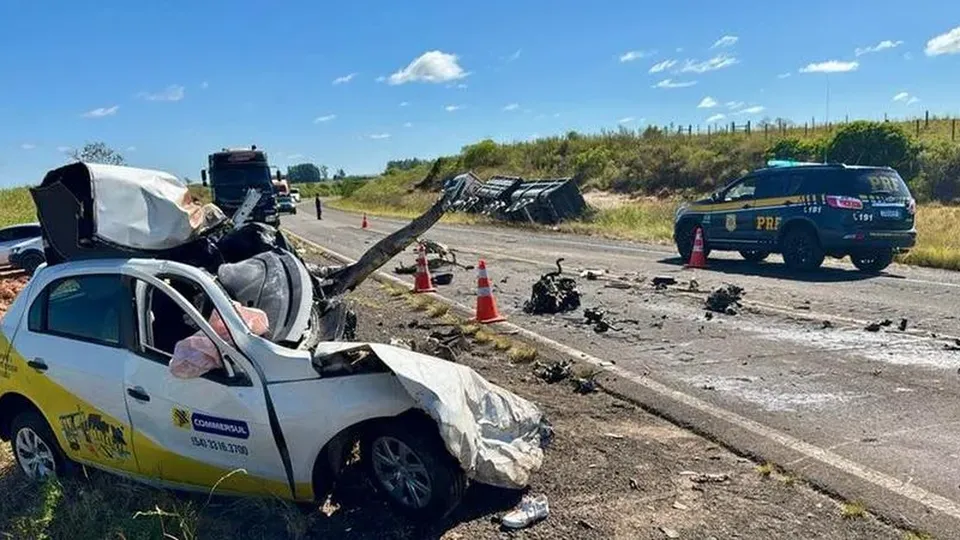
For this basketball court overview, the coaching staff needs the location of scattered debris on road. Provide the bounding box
[580,269,606,280]
[523,258,581,315]
[533,359,573,384]
[822,320,834,330]
[864,319,893,332]
[899,318,909,331]
[571,373,599,394]
[652,275,677,290]
[584,306,618,333]
[705,284,744,314]
[681,471,731,484]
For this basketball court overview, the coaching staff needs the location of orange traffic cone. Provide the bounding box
[474,259,506,323]
[684,226,708,268]
[361,213,369,229]
[412,245,436,293]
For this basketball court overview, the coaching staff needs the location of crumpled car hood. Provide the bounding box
[313,341,547,489]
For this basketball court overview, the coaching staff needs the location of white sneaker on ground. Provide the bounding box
[501,494,550,530]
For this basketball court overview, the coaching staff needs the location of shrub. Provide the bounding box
[825,121,917,177]
[462,139,505,170]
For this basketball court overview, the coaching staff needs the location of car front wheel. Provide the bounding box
[11,410,70,481]
[781,228,824,271]
[851,249,895,273]
[362,419,466,521]
[19,251,45,276]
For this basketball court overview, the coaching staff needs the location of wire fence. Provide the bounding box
[654,110,958,142]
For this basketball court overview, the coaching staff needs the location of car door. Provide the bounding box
[122,276,291,499]
[11,273,140,475]
[749,172,797,248]
[712,176,759,247]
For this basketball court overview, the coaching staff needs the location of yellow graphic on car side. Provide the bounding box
[58,407,131,462]
[172,408,191,429]
[725,214,737,232]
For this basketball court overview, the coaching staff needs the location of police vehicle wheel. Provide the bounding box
[11,410,72,481]
[362,418,466,521]
[781,228,824,271]
[851,249,895,273]
[739,250,770,263]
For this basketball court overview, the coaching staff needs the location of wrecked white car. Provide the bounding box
[0,162,548,520]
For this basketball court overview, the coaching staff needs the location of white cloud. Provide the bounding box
[138,84,185,101]
[697,96,718,108]
[620,50,654,62]
[680,54,739,73]
[287,153,304,160]
[455,83,468,89]
[444,105,462,112]
[399,101,409,107]
[892,92,910,102]
[20,143,36,150]
[907,96,921,105]
[618,117,635,124]
[403,122,413,128]
[503,103,520,111]
[738,105,766,115]
[388,50,468,85]
[369,133,391,140]
[649,59,677,73]
[799,60,859,73]
[313,114,336,123]
[855,39,903,56]
[57,146,72,153]
[332,73,357,85]
[706,113,726,123]
[711,35,739,48]
[126,146,137,152]
[926,26,960,56]
[726,101,745,110]
[507,49,522,62]
[375,75,386,83]
[777,72,792,79]
[82,105,119,118]
[653,78,697,89]
[200,81,209,89]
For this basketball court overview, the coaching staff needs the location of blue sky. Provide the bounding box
[1,1,959,187]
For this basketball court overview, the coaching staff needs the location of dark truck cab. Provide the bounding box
[202,147,280,225]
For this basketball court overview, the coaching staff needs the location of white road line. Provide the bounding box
[290,230,960,525]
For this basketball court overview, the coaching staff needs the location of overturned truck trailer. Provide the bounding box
[446,172,586,225]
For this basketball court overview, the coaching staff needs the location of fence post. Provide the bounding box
[916,119,920,136]
[804,122,808,136]
[707,125,711,138]
[953,119,956,141]
[688,124,692,137]
[763,124,768,139]
[884,112,888,122]
[811,117,815,130]
[925,110,930,127]
[746,120,751,135]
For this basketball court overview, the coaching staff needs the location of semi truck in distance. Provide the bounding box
[201,146,281,225]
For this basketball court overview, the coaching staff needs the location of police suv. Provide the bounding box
[674,161,917,272]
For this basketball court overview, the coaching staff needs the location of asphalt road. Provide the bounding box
[284,205,960,535]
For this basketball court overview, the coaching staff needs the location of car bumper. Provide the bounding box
[822,229,917,252]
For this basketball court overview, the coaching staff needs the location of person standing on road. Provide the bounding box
[315,195,322,220]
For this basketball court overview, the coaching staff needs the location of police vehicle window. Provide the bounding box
[753,174,793,199]
[854,170,910,197]
[41,275,124,346]
[724,177,757,201]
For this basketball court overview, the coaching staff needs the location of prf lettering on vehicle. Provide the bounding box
[755,216,782,231]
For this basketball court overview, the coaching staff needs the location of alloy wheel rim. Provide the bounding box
[371,436,432,509]
[15,427,56,480]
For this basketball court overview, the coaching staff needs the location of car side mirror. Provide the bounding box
[711,192,721,202]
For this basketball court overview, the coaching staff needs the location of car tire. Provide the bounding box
[10,410,72,482]
[361,418,466,522]
[675,221,710,264]
[19,251,45,276]
[739,250,770,263]
[851,249,895,273]
[780,227,824,271]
